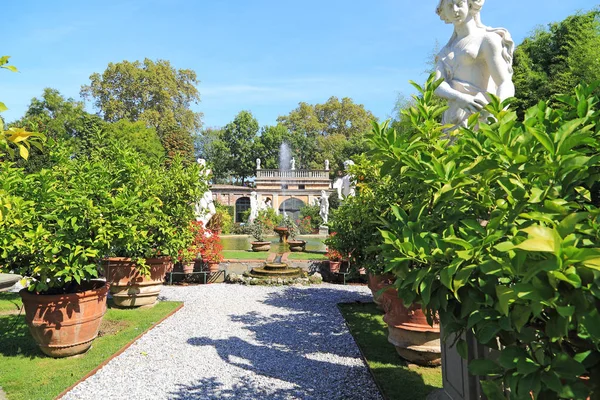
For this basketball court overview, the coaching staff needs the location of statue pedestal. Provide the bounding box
[319,225,329,236]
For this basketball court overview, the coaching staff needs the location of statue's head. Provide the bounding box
[197,158,206,166]
[343,160,355,170]
[436,0,472,24]
[321,190,326,197]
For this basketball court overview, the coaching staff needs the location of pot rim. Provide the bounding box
[19,280,108,302]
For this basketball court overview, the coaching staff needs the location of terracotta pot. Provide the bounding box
[381,288,441,366]
[251,241,271,252]
[102,257,172,307]
[367,273,395,309]
[329,260,341,273]
[182,263,194,274]
[287,240,306,252]
[20,281,108,358]
[207,262,220,273]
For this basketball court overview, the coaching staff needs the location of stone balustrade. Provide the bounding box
[256,169,330,180]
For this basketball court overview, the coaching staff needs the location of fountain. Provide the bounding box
[247,253,303,279]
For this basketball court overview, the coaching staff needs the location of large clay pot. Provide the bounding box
[329,260,341,273]
[381,288,441,366]
[103,257,172,307]
[20,281,108,358]
[206,262,220,273]
[182,262,194,274]
[251,241,271,252]
[367,273,395,309]
[287,240,306,252]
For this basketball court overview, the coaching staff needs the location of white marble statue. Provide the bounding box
[325,159,330,171]
[434,0,514,129]
[342,160,356,198]
[290,157,296,170]
[333,175,344,200]
[334,160,356,200]
[249,191,259,223]
[256,158,261,170]
[261,197,272,211]
[319,190,330,224]
[195,158,216,227]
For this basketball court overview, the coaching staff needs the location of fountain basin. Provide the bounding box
[247,256,303,279]
[273,227,289,243]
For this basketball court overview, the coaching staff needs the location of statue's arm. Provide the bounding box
[482,33,515,101]
[434,59,486,113]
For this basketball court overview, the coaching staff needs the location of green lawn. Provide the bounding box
[222,250,326,261]
[338,302,442,400]
[0,292,182,400]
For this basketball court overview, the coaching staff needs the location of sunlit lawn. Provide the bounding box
[339,302,442,400]
[0,292,181,400]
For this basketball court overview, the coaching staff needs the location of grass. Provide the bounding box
[222,250,326,261]
[338,302,442,400]
[0,292,182,400]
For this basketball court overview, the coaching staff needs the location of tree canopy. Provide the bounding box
[222,110,260,184]
[80,58,203,138]
[513,9,600,114]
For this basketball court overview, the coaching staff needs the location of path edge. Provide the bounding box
[55,302,184,400]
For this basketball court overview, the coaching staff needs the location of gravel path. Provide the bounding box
[63,284,384,400]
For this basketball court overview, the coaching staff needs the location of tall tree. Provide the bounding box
[197,127,231,182]
[513,9,600,114]
[277,96,376,170]
[10,88,104,171]
[252,124,291,170]
[103,119,165,162]
[80,58,202,139]
[222,111,259,184]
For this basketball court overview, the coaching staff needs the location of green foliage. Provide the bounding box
[276,96,377,171]
[513,9,600,115]
[222,111,259,184]
[370,74,600,399]
[299,204,322,231]
[0,136,207,294]
[325,155,403,274]
[208,203,234,234]
[103,119,165,162]
[254,207,282,232]
[281,215,299,240]
[196,127,230,181]
[161,126,196,165]
[248,220,266,242]
[81,58,202,138]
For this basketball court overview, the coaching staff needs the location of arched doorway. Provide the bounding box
[235,197,251,223]
[279,198,305,222]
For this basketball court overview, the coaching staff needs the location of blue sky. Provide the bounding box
[2,0,596,129]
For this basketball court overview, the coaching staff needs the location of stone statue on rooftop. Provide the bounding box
[256,158,261,170]
[290,157,296,170]
[434,0,514,129]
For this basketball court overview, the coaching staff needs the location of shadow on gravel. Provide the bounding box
[169,376,306,400]
[174,286,382,400]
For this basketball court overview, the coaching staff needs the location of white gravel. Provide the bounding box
[62,284,383,400]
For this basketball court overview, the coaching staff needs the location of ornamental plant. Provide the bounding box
[325,248,343,262]
[298,216,313,234]
[370,74,600,399]
[1,142,104,293]
[282,215,299,240]
[249,220,267,242]
[0,131,207,293]
[325,155,400,275]
[201,232,224,264]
